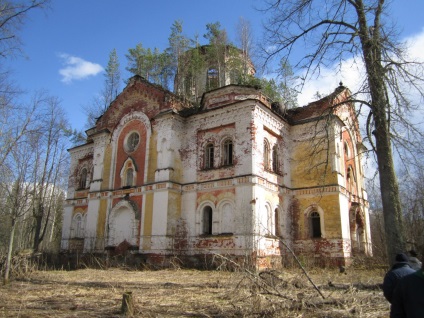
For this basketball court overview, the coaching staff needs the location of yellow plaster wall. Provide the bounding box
[142,193,154,250]
[197,188,235,206]
[291,141,338,188]
[297,194,342,239]
[101,144,112,191]
[96,199,108,239]
[167,191,182,235]
[146,132,157,183]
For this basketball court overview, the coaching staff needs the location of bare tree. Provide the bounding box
[261,0,424,264]
[0,0,52,168]
[1,138,36,284]
[1,91,69,284]
[397,165,424,252]
[30,93,69,252]
[0,0,50,59]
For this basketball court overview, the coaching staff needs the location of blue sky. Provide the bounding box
[8,0,424,132]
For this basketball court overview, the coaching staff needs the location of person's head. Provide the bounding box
[395,253,409,263]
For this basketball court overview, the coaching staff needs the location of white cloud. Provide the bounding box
[58,53,104,83]
[405,28,424,61]
[296,29,424,106]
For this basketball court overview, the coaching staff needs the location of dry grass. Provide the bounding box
[0,266,390,317]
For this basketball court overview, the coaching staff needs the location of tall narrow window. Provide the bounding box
[207,67,219,90]
[266,205,273,235]
[79,168,87,189]
[184,75,194,97]
[203,206,213,235]
[272,145,278,173]
[344,141,350,158]
[335,144,341,172]
[223,139,233,166]
[264,139,270,170]
[310,212,321,238]
[73,214,84,238]
[275,208,280,236]
[205,143,214,169]
[126,168,134,187]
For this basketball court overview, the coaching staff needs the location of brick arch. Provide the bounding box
[216,199,235,234]
[196,201,216,235]
[303,205,326,239]
[349,205,366,254]
[111,113,150,189]
[274,205,282,237]
[119,157,138,187]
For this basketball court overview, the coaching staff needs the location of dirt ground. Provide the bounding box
[0,266,390,317]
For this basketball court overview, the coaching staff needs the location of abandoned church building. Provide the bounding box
[61,47,372,268]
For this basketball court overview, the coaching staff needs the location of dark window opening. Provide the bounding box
[79,168,87,189]
[223,139,233,166]
[126,168,134,187]
[311,212,321,238]
[203,206,213,235]
[272,145,278,173]
[205,143,214,169]
[275,208,280,236]
[264,139,270,170]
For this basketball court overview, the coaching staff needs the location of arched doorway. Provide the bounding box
[108,201,137,247]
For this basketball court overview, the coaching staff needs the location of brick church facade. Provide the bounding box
[61,74,371,268]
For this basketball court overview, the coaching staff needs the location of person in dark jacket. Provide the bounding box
[390,253,424,318]
[383,253,415,303]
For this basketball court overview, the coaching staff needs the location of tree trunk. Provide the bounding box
[121,291,134,316]
[4,218,16,285]
[354,1,405,264]
[33,203,44,252]
[373,107,405,264]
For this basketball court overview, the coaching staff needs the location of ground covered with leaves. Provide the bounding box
[0,266,389,317]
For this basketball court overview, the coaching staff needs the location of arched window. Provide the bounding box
[220,202,234,234]
[126,168,134,187]
[73,214,84,238]
[310,212,321,238]
[203,206,213,235]
[79,168,87,189]
[335,143,341,172]
[207,67,219,90]
[205,143,214,169]
[222,139,233,166]
[344,141,350,158]
[264,139,270,170]
[272,145,278,173]
[266,204,273,235]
